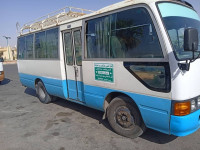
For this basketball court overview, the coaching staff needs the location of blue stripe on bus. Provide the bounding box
[19,73,67,99]
[19,73,171,134]
[84,84,171,134]
[170,109,200,136]
[67,79,78,100]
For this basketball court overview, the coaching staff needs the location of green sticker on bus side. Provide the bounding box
[94,63,114,83]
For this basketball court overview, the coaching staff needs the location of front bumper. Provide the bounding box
[170,109,200,136]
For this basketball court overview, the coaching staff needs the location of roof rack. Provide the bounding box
[18,6,94,35]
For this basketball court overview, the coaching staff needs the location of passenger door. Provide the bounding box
[63,28,84,102]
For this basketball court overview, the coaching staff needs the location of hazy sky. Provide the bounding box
[0,0,199,47]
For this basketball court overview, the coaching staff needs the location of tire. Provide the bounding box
[36,81,52,104]
[107,96,146,138]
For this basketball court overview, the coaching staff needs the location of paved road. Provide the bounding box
[0,64,200,150]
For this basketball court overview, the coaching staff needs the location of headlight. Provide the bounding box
[197,97,200,107]
[191,100,196,111]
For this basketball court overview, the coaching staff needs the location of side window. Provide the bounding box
[168,28,185,57]
[86,7,163,59]
[18,27,59,60]
[64,32,73,65]
[86,16,110,58]
[35,31,46,58]
[26,34,34,59]
[124,62,170,92]
[110,8,163,58]
[74,30,82,65]
[46,28,58,58]
[18,37,26,59]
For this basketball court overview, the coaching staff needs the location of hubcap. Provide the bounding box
[115,106,135,129]
[39,86,45,99]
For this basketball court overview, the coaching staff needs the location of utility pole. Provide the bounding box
[3,36,11,60]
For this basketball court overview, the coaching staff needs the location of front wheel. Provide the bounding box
[107,96,146,138]
[36,81,52,104]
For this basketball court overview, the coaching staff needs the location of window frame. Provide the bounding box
[17,26,60,60]
[62,27,82,66]
[123,62,171,93]
[83,4,168,62]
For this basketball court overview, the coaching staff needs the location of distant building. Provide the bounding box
[0,46,17,60]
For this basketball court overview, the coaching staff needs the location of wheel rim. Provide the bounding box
[38,86,45,99]
[115,106,135,129]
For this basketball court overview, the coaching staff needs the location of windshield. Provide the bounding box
[158,2,200,60]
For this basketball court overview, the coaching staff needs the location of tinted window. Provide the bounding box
[26,34,34,59]
[18,37,26,59]
[86,7,163,59]
[35,31,46,58]
[46,28,58,58]
[124,62,170,92]
[74,30,82,65]
[86,16,110,58]
[111,8,163,58]
[64,32,73,65]
[17,27,59,60]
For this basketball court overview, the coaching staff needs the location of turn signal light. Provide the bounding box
[174,101,191,116]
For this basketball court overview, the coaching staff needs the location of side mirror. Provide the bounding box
[184,28,199,51]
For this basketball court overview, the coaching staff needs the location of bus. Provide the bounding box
[17,0,200,138]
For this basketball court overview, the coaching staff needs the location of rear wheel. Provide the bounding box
[36,81,52,104]
[107,96,146,138]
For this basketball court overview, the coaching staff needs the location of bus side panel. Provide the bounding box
[19,73,66,99]
[84,84,113,111]
[17,60,67,99]
[84,84,171,134]
[19,73,35,89]
[82,61,172,134]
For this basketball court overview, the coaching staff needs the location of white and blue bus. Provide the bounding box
[17,0,200,138]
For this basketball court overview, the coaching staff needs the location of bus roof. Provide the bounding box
[18,0,187,36]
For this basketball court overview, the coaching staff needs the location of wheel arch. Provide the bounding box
[104,92,140,113]
[35,78,43,88]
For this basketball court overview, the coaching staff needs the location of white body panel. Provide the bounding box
[83,61,171,99]
[60,20,82,32]
[17,60,63,80]
[149,2,200,101]
[170,59,200,100]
